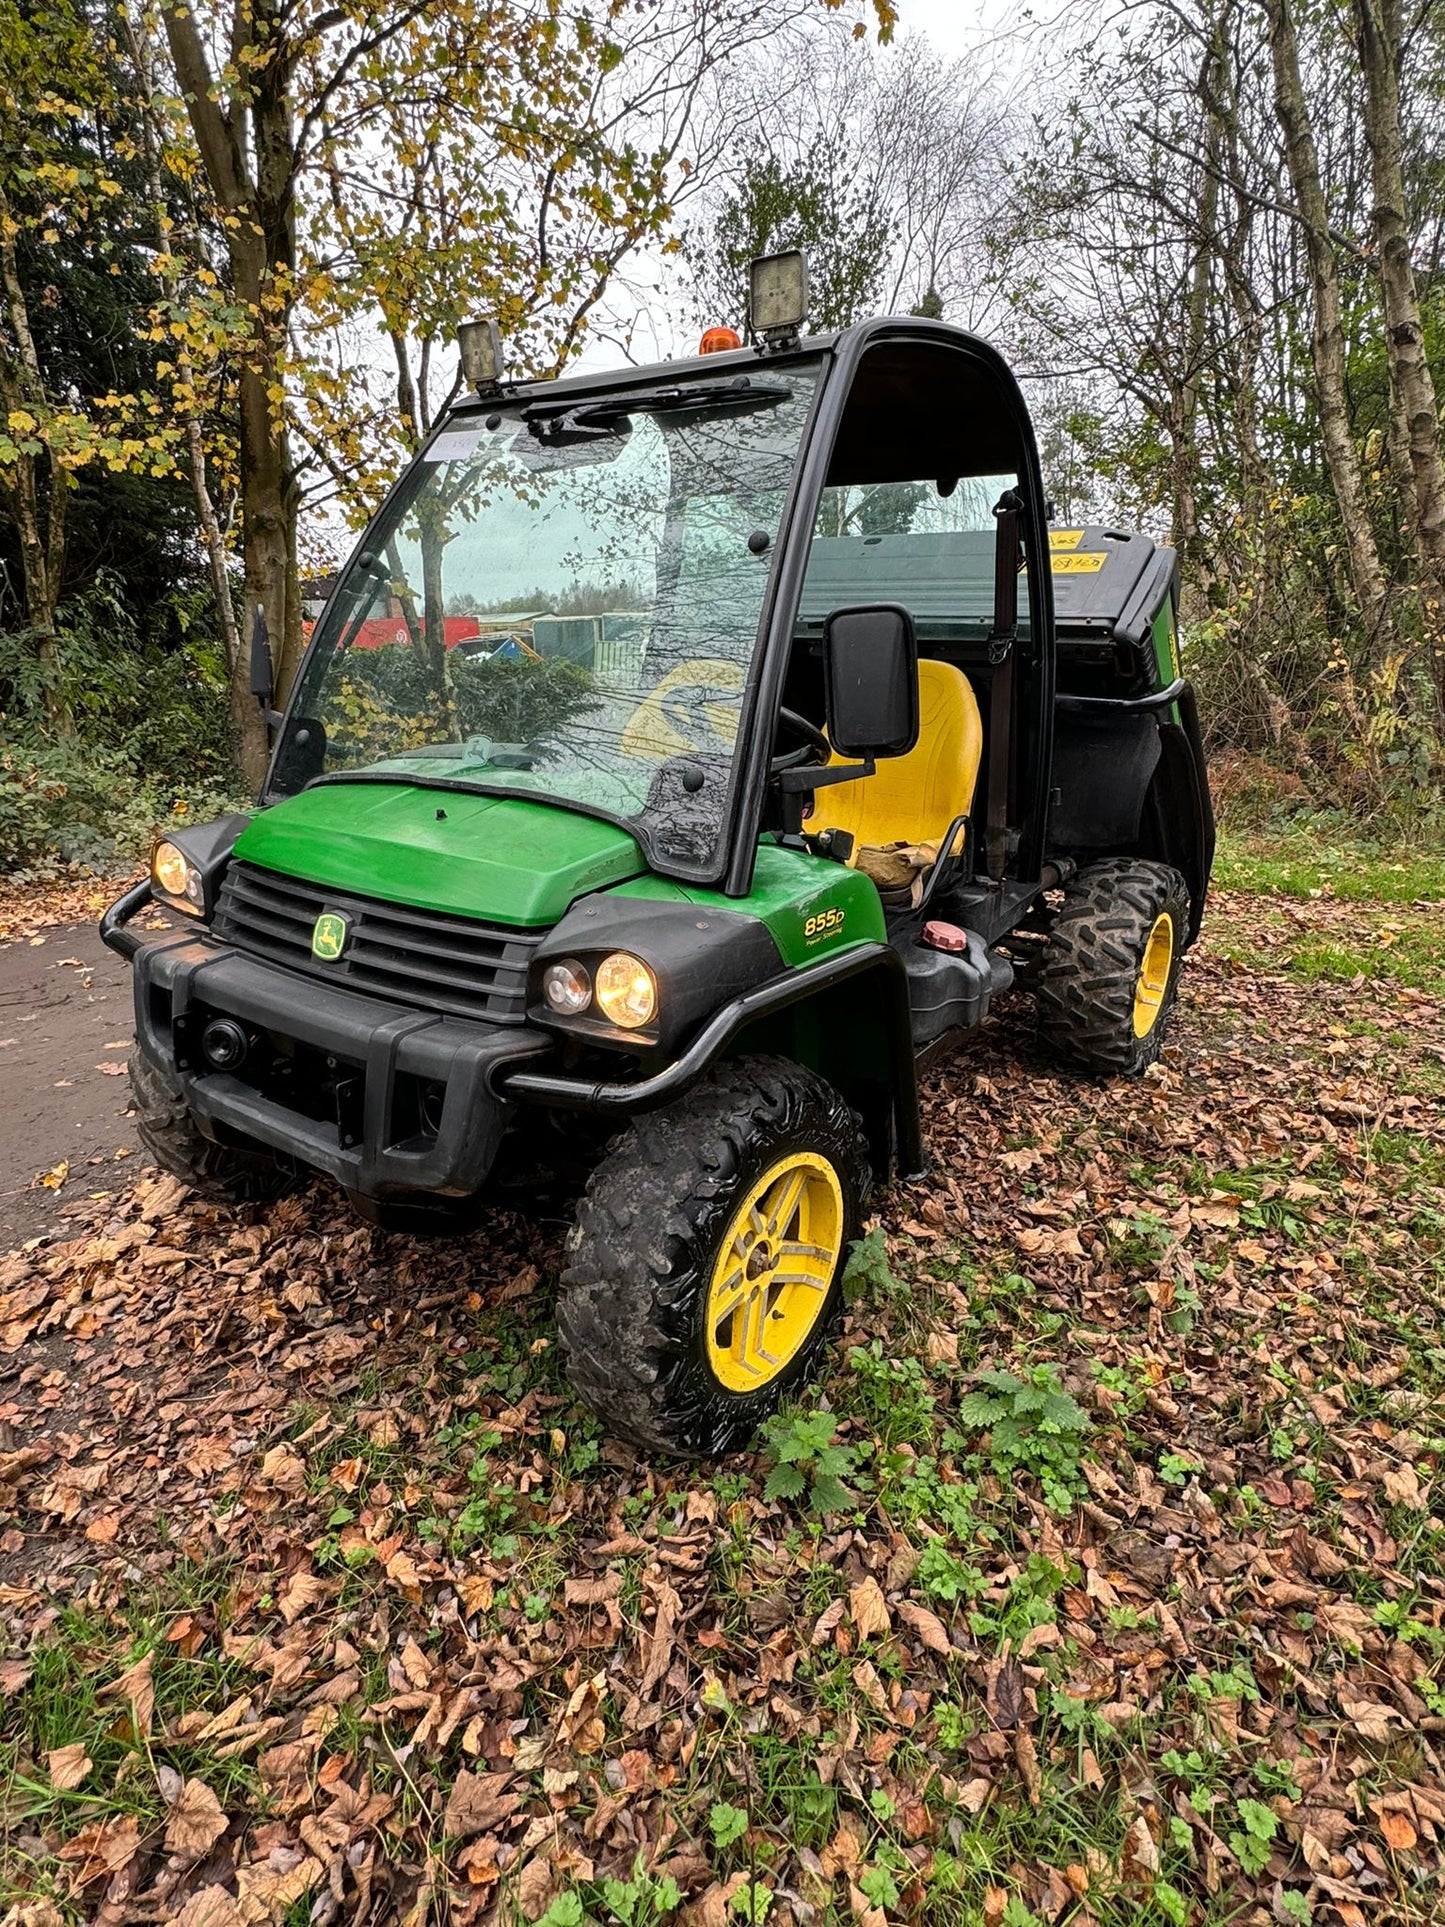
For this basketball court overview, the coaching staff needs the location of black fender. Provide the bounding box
[498,942,925,1180]
[1049,680,1214,942]
[1143,687,1215,942]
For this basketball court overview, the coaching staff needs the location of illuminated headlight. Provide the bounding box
[595,952,657,1030]
[152,840,203,911]
[543,959,592,1016]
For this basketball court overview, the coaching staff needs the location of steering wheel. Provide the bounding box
[771,706,831,775]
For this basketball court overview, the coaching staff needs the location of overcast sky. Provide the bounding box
[893,0,988,51]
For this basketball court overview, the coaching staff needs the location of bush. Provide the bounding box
[450,654,597,745]
[0,575,239,873]
[0,740,238,874]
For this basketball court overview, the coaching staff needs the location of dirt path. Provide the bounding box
[0,920,141,1248]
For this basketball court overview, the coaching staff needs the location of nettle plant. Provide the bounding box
[758,1411,871,1515]
[956,1365,1092,1511]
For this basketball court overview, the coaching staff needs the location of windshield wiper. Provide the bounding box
[524,375,791,445]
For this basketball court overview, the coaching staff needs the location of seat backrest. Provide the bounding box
[809,657,983,856]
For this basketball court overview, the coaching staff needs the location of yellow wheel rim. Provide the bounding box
[1132,911,1176,1037]
[705,1152,844,1393]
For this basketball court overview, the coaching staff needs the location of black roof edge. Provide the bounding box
[442,315,1025,419]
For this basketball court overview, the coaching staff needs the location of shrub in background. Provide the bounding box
[0,576,239,873]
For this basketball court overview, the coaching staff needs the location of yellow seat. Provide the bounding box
[809,657,983,860]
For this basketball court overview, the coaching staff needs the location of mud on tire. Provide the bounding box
[128,1050,295,1204]
[558,1057,871,1457]
[1035,859,1191,1076]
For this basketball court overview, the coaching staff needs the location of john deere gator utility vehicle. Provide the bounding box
[104,255,1214,1455]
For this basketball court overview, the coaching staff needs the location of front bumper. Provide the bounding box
[126,915,546,1201]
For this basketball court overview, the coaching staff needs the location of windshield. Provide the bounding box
[272,363,824,875]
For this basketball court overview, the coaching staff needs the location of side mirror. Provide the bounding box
[249,605,275,708]
[823,603,919,759]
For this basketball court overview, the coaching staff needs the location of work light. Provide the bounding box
[749,251,808,350]
[457,319,504,393]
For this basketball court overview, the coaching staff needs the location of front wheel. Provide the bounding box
[1035,859,1191,1075]
[558,1058,870,1456]
[129,1051,296,1204]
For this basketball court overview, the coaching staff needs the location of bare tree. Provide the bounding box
[1354,0,1445,721]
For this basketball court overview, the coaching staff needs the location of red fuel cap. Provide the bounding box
[922,920,969,953]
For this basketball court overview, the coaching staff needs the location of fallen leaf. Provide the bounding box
[444,1768,521,1841]
[277,1568,327,1624]
[398,1634,431,1688]
[165,1777,229,1857]
[1014,1727,1042,1806]
[1121,1814,1159,1887]
[811,1598,846,1646]
[895,1599,951,1654]
[168,1886,245,1927]
[1379,1807,1418,1853]
[258,1445,305,1493]
[100,1651,154,1740]
[47,1741,92,1789]
[849,1574,890,1639]
[1382,1463,1425,1511]
[56,1814,141,1885]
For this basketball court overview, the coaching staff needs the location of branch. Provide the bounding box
[161,0,253,210]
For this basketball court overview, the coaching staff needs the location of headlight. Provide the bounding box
[543,958,592,1015]
[152,840,203,910]
[594,951,657,1030]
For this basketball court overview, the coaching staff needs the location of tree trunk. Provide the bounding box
[0,183,74,739]
[1354,0,1445,728]
[162,0,300,796]
[1170,30,1225,593]
[122,6,244,704]
[1264,0,1393,662]
[235,291,298,791]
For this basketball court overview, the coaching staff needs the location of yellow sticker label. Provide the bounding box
[1049,530,1084,550]
[1051,552,1107,574]
[803,907,846,945]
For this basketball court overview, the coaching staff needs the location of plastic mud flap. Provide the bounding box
[130,931,547,1200]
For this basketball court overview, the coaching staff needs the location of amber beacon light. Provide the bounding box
[699,325,743,355]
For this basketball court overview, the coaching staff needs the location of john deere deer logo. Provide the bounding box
[311,912,349,961]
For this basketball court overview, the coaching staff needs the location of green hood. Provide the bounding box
[234,783,646,926]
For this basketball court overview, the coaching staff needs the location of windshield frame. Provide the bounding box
[263,353,831,886]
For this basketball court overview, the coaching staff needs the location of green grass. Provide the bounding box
[0,1565,270,1913]
[1215,825,1445,902]
[1210,903,1445,995]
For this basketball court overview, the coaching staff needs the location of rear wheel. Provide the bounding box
[129,1051,295,1204]
[1035,859,1191,1075]
[558,1058,870,1456]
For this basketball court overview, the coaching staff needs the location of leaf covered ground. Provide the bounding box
[2,851,1444,1927]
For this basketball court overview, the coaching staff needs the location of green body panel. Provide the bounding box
[1152,606,1184,725]
[233,784,646,926]
[609,839,886,969]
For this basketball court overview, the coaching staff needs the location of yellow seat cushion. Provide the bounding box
[809,658,982,858]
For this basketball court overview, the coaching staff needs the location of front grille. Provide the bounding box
[212,862,544,1025]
